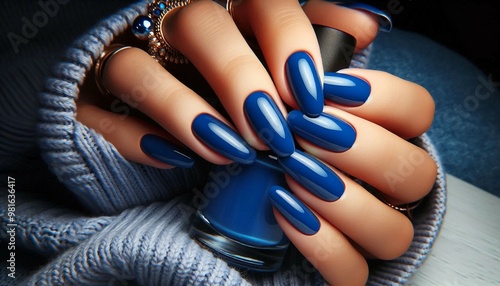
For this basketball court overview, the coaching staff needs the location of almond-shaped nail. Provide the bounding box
[244,91,295,157]
[278,150,345,202]
[269,186,320,235]
[288,111,356,152]
[141,134,195,168]
[192,113,256,164]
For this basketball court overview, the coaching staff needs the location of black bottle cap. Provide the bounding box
[313,24,357,72]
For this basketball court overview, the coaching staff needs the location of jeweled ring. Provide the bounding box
[132,0,234,65]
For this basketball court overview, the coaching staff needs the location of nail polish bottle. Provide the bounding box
[189,153,289,272]
[313,24,356,72]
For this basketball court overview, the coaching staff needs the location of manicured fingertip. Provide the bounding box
[140,134,195,168]
[324,72,371,106]
[192,113,256,164]
[269,186,320,235]
[339,3,393,32]
[286,51,324,117]
[244,91,295,157]
[278,150,345,202]
[288,110,356,152]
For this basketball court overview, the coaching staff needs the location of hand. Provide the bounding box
[278,4,435,283]
[270,73,436,285]
[75,0,437,285]
[77,0,384,168]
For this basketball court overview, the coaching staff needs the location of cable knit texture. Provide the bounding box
[0,1,446,285]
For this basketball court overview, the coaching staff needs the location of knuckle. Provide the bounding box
[158,84,188,107]
[273,7,307,35]
[219,53,259,77]
[170,1,227,40]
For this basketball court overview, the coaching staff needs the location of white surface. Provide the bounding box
[408,174,500,286]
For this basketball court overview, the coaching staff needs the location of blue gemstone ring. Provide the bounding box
[132,0,234,65]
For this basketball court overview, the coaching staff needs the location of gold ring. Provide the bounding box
[383,198,423,219]
[132,0,234,65]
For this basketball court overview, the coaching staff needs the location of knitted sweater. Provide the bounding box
[0,1,447,285]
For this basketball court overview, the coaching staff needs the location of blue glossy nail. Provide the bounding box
[288,110,356,152]
[192,114,256,164]
[339,3,393,32]
[140,134,195,168]
[324,72,371,106]
[244,92,295,157]
[278,150,344,202]
[286,51,323,117]
[269,186,320,235]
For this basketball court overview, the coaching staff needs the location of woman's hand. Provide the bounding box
[79,0,327,167]
[77,0,387,168]
[271,74,436,285]
[76,0,437,285]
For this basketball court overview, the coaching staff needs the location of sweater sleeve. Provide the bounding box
[35,0,211,215]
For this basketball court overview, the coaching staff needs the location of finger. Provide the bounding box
[232,0,325,116]
[302,0,380,50]
[274,150,413,259]
[285,170,414,260]
[101,47,256,165]
[163,0,296,156]
[323,68,435,138]
[269,186,368,286]
[288,107,437,204]
[76,103,194,169]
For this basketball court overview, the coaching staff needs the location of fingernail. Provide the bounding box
[339,3,393,32]
[278,150,344,202]
[269,186,320,235]
[324,72,371,106]
[286,51,323,118]
[288,111,356,152]
[244,91,295,157]
[192,114,256,164]
[140,134,195,168]
[313,24,357,72]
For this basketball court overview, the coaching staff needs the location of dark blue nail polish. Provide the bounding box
[140,134,195,168]
[269,186,320,235]
[286,51,323,117]
[324,72,371,106]
[192,114,256,164]
[278,150,344,202]
[288,110,356,152]
[190,153,289,271]
[244,91,295,157]
[339,3,393,32]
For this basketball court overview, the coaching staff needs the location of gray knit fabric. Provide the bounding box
[0,0,446,285]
